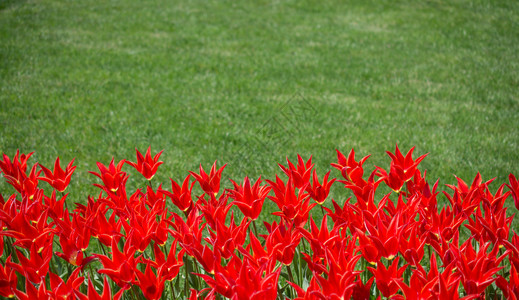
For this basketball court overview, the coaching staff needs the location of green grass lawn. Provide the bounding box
[1,0,518,216]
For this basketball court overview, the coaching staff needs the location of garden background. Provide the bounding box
[1,0,518,218]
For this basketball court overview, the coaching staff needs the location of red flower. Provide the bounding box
[507,173,519,210]
[38,157,76,192]
[278,154,313,189]
[89,158,127,193]
[163,174,195,213]
[13,277,49,300]
[126,147,164,180]
[267,176,315,227]
[454,241,508,296]
[0,150,34,193]
[306,170,336,205]
[331,148,370,186]
[95,238,140,288]
[7,242,53,284]
[85,276,124,300]
[0,259,16,298]
[142,241,185,281]
[228,176,271,221]
[263,220,301,265]
[231,259,281,300]
[300,216,340,259]
[238,233,270,269]
[190,161,227,195]
[496,263,519,300]
[367,257,408,297]
[375,145,428,193]
[47,269,85,300]
[135,264,166,300]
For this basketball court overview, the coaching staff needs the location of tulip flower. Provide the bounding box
[197,193,232,230]
[126,147,164,180]
[367,257,408,297]
[0,259,16,298]
[89,158,127,193]
[7,242,53,284]
[19,164,41,200]
[84,276,124,300]
[38,157,76,192]
[142,241,185,281]
[306,170,336,205]
[278,154,313,189]
[13,277,49,300]
[263,220,301,265]
[47,268,85,300]
[496,264,519,300]
[189,161,226,195]
[0,150,34,193]
[228,176,271,221]
[300,216,340,259]
[454,241,509,296]
[267,176,315,227]
[163,174,196,213]
[507,173,519,210]
[95,238,140,288]
[135,264,166,300]
[375,145,428,193]
[331,148,370,186]
[206,214,250,259]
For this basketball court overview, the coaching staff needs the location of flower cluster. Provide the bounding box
[0,146,518,299]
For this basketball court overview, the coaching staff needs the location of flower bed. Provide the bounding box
[0,146,518,299]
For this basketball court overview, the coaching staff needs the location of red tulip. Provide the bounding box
[7,242,53,284]
[85,276,124,300]
[189,161,226,195]
[238,233,270,269]
[306,170,336,205]
[38,157,76,192]
[331,148,370,186]
[375,145,428,193]
[196,193,232,230]
[126,147,164,180]
[0,259,16,298]
[228,176,271,221]
[135,264,166,300]
[89,158,127,193]
[496,263,519,300]
[454,241,508,296]
[13,277,49,300]
[206,213,250,259]
[89,207,124,247]
[0,150,34,193]
[263,220,301,265]
[47,268,85,300]
[367,257,408,297]
[95,238,140,288]
[163,174,195,213]
[300,216,340,259]
[267,176,315,227]
[142,241,184,281]
[278,154,313,189]
[507,173,519,210]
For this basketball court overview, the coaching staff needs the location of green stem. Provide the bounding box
[184,254,190,297]
[193,257,202,289]
[287,265,296,298]
[252,220,259,237]
[131,285,139,300]
[169,280,176,299]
